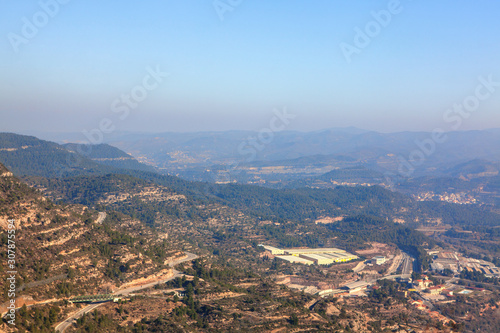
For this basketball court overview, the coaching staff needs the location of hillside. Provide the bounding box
[63,143,156,173]
[287,166,386,189]
[2,137,500,331]
[32,174,192,226]
[0,131,497,233]
[0,133,154,178]
[444,159,500,179]
[0,133,114,178]
[0,163,9,175]
[0,163,180,332]
[29,172,428,227]
[15,167,455,331]
[14,152,500,232]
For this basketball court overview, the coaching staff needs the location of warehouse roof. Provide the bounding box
[300,254,334,261]
[276,255,314,265]
[343,281,371,290]
[258,244,283,251]
[284,248,346,255]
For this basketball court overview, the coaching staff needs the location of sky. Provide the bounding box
[1,0,500,136]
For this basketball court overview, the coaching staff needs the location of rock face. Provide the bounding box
[0,161,180,308]
[0,163,47,230]
[0,162,11,177]
[1,171,13,177]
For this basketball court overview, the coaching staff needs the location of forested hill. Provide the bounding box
[63,143,133,159]
[0,161,180,324]
[36,174,413,222]
[0,133,153,177]
[3,133,499,229]
[196,182,500,227]
[286,166,386,188]
[204,183,411,221]
[0,133,114,177]
[32,170,500,230]
[64,143,156,172]
[0,162,8,174]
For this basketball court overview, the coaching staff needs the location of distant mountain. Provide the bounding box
[444,159,500,179]
[104,128,500,179]
[240,154,358,168]
[4,131,500,211]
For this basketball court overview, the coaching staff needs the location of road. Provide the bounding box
[95,212,106,224]
[1,298,61,319]
[54,303,102,332]
[305,252,419,299]
[352,261,366,273]
[401,252,413,276]
[114,252,199,296]
[55,252,198,332]
[366,252,414,283]
[386,254,402,275]
[414,292,435,310]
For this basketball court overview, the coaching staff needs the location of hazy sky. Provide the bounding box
[1,1,500,135]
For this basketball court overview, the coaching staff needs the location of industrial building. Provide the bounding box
[275,255,314,265]
[299,254,335,265]
[320,252,358,262]
[299,253,358,264]
[258,244,285,255]
[259,245,358,265]
[342,281,371,293]
[284,248,347,256]
[372,256,386,265]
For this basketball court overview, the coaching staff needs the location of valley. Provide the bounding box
[1,131,500,332]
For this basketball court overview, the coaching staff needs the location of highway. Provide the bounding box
[401,252,414,276]
[386,253,402,275]
[383,252,413,280]
[321,252,416,297]
[55,252,198,332]
[367,252,414,281]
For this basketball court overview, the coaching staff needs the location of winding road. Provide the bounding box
[55,252,198,332]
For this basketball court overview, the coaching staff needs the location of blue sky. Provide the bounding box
[1,0,499,134]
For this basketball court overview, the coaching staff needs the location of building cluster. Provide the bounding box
[413,275,431,289]
[426,285,446,295]
[328,180,375,187]
[429,250,500,278]
[430,251,460,273]
[259,245,358,265]
[414,191,477,204]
